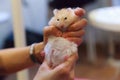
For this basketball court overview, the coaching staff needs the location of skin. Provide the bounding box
[0,8,87,79]
[0,42,44,75]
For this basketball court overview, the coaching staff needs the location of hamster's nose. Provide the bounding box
[60,24,64,28]
[60,26,67,32]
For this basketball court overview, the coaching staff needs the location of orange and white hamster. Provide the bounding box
[48,8,80,31]
[44,8,80,67]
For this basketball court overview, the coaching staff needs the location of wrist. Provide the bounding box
[34,42,45,64]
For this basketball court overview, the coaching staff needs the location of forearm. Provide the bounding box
[0,42,44,75]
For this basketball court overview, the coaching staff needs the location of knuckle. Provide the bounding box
[60,68,69,75]
[79,29,85,34]
[81,30,85,35]
[77,38,83,45]
[82,18,88,25]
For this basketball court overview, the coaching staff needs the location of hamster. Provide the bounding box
[44,8,79,68]
[49,8,80,31]
[44,36,77,67]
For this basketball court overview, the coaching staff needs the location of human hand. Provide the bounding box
[63,8,87,46]
[33,53,78,80]
[43,8,87,46]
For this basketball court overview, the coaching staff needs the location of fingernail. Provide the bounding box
[75,8,86,16]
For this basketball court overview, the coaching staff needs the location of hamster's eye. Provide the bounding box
[64,17,67,20]
[57,19,59,21]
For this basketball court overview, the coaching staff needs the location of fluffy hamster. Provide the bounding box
[44,36,77,67]
[49,8,80,31]
[44,8,79,67]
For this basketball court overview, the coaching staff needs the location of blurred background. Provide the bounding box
[0,0,120,80]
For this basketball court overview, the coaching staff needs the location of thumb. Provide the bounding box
[40,60,51,70]
[74,7,85,17]
[43,26,62,44]
[53,53,78,75]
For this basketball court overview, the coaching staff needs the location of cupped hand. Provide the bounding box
[33,53,78,80]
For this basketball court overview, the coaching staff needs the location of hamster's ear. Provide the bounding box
[67,8,72,11]
[53,9,58,15]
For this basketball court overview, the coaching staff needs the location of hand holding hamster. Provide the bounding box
[44,8,87,45]
[44,7,87,68]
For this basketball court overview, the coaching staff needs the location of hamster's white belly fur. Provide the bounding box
[44,37,77,67]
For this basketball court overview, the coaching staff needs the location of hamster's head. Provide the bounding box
[49,8,78,31]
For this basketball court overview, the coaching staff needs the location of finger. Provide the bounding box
[68,18,87,31]
[53,54,78,75]
[66,37,83,46]
[40,60,51,70]
[68,69,75,80]
[74,7,86,17]
[43,26,62,44]
[64,53,78,69]
[53,53,78,74]
[63,29,85,38]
